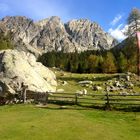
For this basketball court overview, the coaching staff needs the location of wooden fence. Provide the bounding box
[1,91,140,110]
[28,91,140,110]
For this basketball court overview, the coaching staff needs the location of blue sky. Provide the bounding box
[0,0,140,40]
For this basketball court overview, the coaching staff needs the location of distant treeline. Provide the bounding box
[38,37,138,74]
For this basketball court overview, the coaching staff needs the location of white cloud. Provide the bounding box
[0,3,9,12]
[108,24,128,41]
[110,14,123,26]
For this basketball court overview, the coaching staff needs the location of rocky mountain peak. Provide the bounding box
[65,19,117,50]
[36,16,61,28]
[1,16,33,30]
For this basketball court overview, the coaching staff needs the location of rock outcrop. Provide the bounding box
[0,50,57,96]
[0,16,118,55]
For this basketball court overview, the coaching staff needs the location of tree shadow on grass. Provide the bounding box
[113,106,140,112]
[36,104,94,111]
[36,101,140,112]
[36,100,104,110]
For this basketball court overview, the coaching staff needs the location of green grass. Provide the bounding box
[0,104,140,140]
[56,71,115,93]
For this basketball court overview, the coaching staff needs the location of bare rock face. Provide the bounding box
[0,50,57,96]
[65,19,117,50]
[0,16,118,54]
[0,16,42,57]
[34,16,78,52]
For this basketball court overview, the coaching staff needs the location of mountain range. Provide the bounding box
[0,16,118,56]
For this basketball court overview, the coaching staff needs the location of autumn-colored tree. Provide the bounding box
[87,54,98,73]
[102,52,117,73]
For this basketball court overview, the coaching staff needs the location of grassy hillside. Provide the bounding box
[55,69,140,93]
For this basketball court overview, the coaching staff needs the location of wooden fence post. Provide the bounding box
[34,93,39,103]
[75,93,78,105]
[105,92,111,110]
[45,92,49,105]
[23,86,28,104]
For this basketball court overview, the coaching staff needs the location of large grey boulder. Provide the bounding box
[0,50,57,96]
[78,80,93,85]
